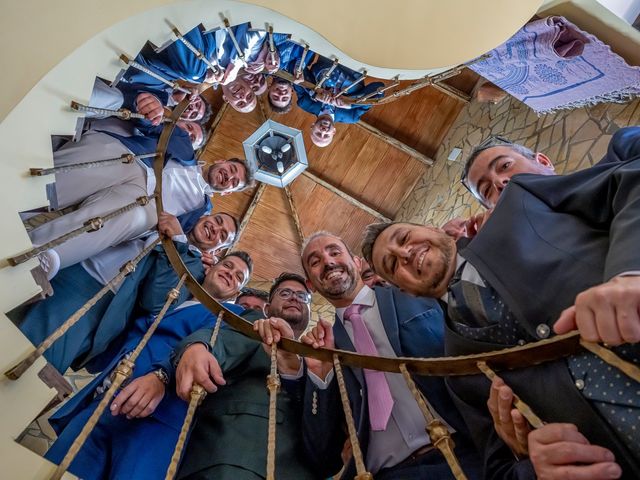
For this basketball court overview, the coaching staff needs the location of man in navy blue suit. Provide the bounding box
[44,251,253,480]
[288,231,482,479]
[293,56,384,147]
[267,40,315,114]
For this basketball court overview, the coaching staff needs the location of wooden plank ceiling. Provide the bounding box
[200,71,478,282]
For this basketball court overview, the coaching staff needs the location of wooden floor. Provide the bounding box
[201,70,478,281]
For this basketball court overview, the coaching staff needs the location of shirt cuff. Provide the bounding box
[280,357,304,380]
[172,234,188,244]
[617,271,640,277]
[307,368,334,389]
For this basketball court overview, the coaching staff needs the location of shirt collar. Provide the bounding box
[319,107,335,120]
[440,255,466,304]
[336,284,375,321]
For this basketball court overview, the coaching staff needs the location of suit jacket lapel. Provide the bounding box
[375,288,402,356]
[333,313,364,387]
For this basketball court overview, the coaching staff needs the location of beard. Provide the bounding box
[422,233,456,296]
[318,263,358,299]
[271,306,308,336]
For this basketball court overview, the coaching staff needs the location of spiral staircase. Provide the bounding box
[3,0,640,478]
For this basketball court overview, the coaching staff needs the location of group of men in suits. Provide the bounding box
[127,21,382,148]
[352,126,640,479]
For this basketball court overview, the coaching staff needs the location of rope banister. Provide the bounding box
[334,353,372,479]
[120,53,191,94]
[29,152,157,177]
[70,100,145,121]
[171,24,221,76]
[400,363,468,480]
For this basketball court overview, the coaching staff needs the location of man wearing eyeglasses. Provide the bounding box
[171,272,319,479]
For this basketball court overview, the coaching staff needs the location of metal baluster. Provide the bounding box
[579,341,640,383]
[267,25,277,66]
[335,70,367,99]
[171,26,221,76]
[164,310,226,480]
[399,363,468,480]
[29,153,156,177]
[4,238,161,380]
[476,361,544,428]
[295,44,310,79]
[223,18,247,67]
[120,54,190,94]
[50,274,187,480]
[7,194,157,267]
[355,75,400,103]
[70,100,145,120]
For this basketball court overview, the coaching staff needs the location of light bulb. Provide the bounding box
[276,161,284,173]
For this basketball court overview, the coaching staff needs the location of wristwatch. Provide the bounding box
[153,368,169,385]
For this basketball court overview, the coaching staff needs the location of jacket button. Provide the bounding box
[575,379,585,390]
[536,324,550,339]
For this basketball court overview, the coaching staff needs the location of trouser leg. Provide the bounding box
[51,131,147,209]
[29,183,157,269]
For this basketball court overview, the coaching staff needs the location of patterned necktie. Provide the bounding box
[344,304,394,431]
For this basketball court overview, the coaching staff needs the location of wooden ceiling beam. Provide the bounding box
[257,95,270,123]
[284,185,305,247]
[302,170,391,222]
[228,183,267,252]
[355,120,434,167]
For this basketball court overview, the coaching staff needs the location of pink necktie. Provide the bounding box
[344,304,394,431]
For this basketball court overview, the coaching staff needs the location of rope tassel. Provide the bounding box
[399,363,468,480]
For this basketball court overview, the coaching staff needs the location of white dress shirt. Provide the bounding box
[310,285,445,473]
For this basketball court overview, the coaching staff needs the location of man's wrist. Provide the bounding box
[153,368,169,385]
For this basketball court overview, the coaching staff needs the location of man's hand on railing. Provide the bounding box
[554,275,640,346]
[300,318,335,381]
[157,212,184,239]
[529,423,621,480]
[254,317,301,375]
[135,93,165,125]
[487,375,530,457]
[265,51,280,74]
[175,343,226,401]
[110,372,165,419]
[200,251,218,273]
